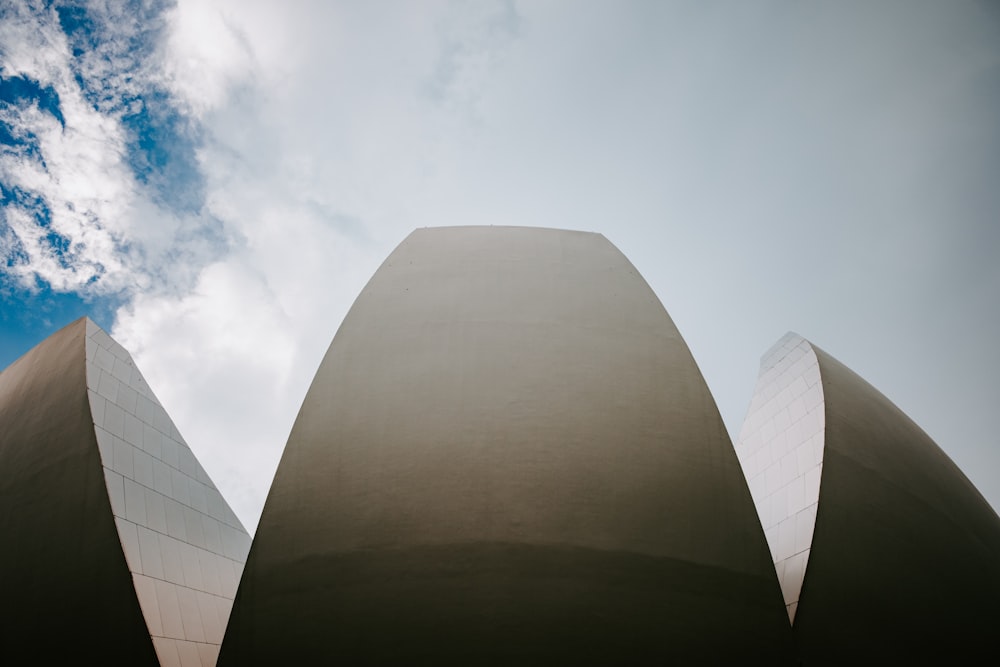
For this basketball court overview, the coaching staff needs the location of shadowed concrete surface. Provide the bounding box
[796,343,1000,663]
[736,332,1000,664]
[221,226,795,664]
[0,319,157,663]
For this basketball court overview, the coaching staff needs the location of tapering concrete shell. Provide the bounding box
[222,226,794,664]
[0,318,251,666]
[735,333,1000,663]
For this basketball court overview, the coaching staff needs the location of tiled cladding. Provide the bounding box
[734,332,824,624]
[84,319,251,667]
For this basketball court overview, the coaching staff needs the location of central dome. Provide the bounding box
[221,226,793,664]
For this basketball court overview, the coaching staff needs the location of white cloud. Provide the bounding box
[4,0,998,528]
[0,2,138,292]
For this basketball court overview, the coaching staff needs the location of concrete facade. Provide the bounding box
[0,318,250,666]
[221,226,794,664]
[736,332,1000,663]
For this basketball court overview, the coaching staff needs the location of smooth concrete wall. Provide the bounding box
[0,319,157,663]
[736,333,1000,663]
[222,226,794,664]
[793,344,1000,663]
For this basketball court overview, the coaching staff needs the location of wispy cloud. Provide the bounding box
[0,0,227,297]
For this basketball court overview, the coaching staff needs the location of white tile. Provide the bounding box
[155,578,186,640]
[124,477,147,525]
[134,448,154,488]
[220,524,250,561]
[88,390,106,428]
[164,497,188,542]
[201,515,223,556]
[94,426,115,467]
[780,451,798,486]
[152,637,182,667]
[104,401,125,439]
[171,469,191,506]
[153,459,173,496]
[146,487,168,534]
[176,586,206,643]
[180,542,205,590]
[137,395,157,426]
[123,413,143,448]
[795,439,815,473]
[160,533,186,585]
[184,506,206,549]
[109,339,131,361]
[199,550,222,596]
[112,356,132,383]
[104,467,126,518]
[197,642,220,667]
[154,406,173,436]
[115,517,142,572]
[133,573,164,637]
[795,503,818,554]
[113,436,134,478]
[138,525,165,579]
[143,424,162,459]
[777,516,796,561]
[197,590,224,644]
[769,485,788,528]
[178,447,197,478]
[215,594,235,637]
[95,345,116,373]
[189,480,208,514]
[176,640,203,667]
[804,464,823,503]
[86,360,100,390]
[130,366,151,396]
[117,383,138,415]
[97,369,119,403]
[204,489,225,523]
[218,559,238,599]
[162,437,180,470]
[786,474,805,516]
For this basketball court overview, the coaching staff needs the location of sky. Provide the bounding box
[1,0,998,532]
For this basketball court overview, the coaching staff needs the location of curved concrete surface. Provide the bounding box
[736,333,1000,663]
[0,318,250,666]
[222,226,794,664]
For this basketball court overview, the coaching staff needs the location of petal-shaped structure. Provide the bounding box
[222,226,794,663]
[735,332,1000,663]
[0,318,251,665]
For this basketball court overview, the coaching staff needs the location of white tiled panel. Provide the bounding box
[84,319,251,665]
[734,332,824,623]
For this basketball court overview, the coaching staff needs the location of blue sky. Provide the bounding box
[2,0,999,530]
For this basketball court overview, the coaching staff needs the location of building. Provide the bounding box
[0,318,251,665]
[734,332,1000,663]
[220,226,796,664]
[6,228,997,663]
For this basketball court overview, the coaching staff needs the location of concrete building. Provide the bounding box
[0,318,251,665]
[735,332,1000,663]
[220,226,795,664]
